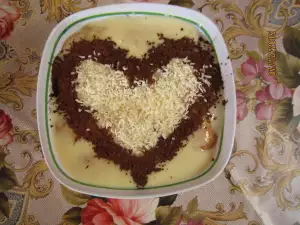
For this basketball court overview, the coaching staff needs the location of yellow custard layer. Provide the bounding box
[50,16,224,188]
[51,102,223,188]
[62,15,200,58]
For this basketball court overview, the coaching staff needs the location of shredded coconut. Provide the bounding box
[75,58,211,155]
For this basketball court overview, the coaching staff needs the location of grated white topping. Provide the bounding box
[75,58,211,155]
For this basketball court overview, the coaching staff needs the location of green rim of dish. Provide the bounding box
[45,11,224,190]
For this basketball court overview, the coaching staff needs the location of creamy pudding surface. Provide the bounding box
[50,15,225,188]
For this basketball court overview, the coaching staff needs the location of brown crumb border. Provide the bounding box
[51,35,223,187]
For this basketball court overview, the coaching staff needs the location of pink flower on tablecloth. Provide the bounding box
[241,57,276,85]
[0,0,20,39]
[81,198,159,225]
[236,90,248,121]
[255,83,293,120]
[0,109,13,145]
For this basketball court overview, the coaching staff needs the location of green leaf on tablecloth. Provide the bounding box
[276,51,300,88]
[246,51,262,62]
[156,206,182,225]
[271,99,294,133]
[0,167,18,191]
[286,115,300,133]
[0,193,10,219]
[258,32,269,55]
[61,207,82,225]
[283,26,300,59]
[187,197,198,217]
[169,0,194,8]
[235,68,243,82]
[61,185,91,206]
[158,194,177,206]
[289,115,300,133]
[0,151,6,169]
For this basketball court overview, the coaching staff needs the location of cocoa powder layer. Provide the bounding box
[51,35,223,187]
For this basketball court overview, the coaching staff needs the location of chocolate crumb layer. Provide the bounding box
[51,35,223,187]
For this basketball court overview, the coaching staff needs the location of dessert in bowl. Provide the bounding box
[37,3,236,198]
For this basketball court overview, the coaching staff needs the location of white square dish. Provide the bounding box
[37,3,236,198]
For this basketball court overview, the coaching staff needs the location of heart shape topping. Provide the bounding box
[51,35,222,187]
[75,58,210,155]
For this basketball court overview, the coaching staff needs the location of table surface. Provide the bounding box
[1,0,300,224]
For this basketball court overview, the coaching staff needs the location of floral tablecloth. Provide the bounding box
[1,0,300,224]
